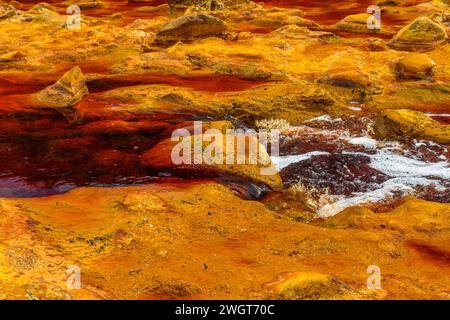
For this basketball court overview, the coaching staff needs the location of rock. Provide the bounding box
[374,109,450,144]
[141,125,283,188]
[36,66,89,108]
[325,69,370,88]
[27,4,59,15]
[213,62,272,80]
[393,53,436,79]
[72,0,106,10]
[121,191,167,213]
[0,3,17,20]
[371,81,450,112]
[125,18,154,32]
[389,16,447,51]
[136,4,170,14]
[264,272,344,300]
[125,29,156,46]
[167,0,249,12]
[432,0,450,7]
[0,51,25,62]
[97,82,335,126]
[156,14,227,42]
[335,13,382,34]
[322,53,370,88]
[322,206,378,230]
[356,38,388,51]
[250,12,319,30]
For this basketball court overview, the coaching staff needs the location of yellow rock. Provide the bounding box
[141,131,283,188]
[374,109,450,144]
[0,51,25,62]
[394,53,436,79]
[335,13,386,34]
[265,272,343,300]
[36,66,89,108]
[156,14,227,42]
[389,16,447,51]
[322,207,377,230]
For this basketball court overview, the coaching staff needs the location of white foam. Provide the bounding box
[348,137,377,149]
[345,150,450,179]
[315,150,449,217]
[317,177,443,218]
[271,151,330,171]
[426,113,450,117]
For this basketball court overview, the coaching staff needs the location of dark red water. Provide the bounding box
[0,105,270,198]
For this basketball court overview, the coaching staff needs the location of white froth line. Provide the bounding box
[426,113,450,117]
[348,137,378,149]
[317,177,444,218]
[303,115,343,123]
[344,150,450,179]
[271,151,331,171]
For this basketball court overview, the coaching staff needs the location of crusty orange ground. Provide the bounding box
[0,181,448,300]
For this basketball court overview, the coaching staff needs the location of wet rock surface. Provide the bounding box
[0,0,449,300]
[389,16,448,51]
[281,153,390,195]
[36,66,89,108]
[155,14,227,42]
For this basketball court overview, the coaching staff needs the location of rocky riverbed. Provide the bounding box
[0,0,449,300]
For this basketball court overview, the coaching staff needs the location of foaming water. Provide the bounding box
[272,115,450,217]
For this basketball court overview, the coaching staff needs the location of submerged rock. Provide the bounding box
[393,53,436,79]
[389,16,447,51]
[36,66,89,108]
[155,14,227,42]
[374,109,450,144]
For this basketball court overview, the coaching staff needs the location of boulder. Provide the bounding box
[374,109,450,144]
[167,0,249,12]
[335,13,384,34]
[141,125,282,188]
[36,66,89,108]
[389,16,447,51]
[393,53,436,79]
[155,14,227,42]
